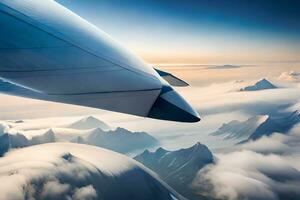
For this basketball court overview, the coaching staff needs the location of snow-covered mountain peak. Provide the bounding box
[68,116,110,131]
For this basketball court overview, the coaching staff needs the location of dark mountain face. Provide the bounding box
[248,110,300,141]
[240,78,277,91]
[134,143,214,200]
[0,134,9,156]
[210,110,300,144]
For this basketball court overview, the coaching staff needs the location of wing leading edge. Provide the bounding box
[0,0,200,123]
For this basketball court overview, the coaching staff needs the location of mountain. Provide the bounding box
[68,116,110,130]
[0,143,185,200]
[210,64,241,69]
[134,143,214,200]
[0,125,159,155]
[210,115,268,141]
[240,78,277,91]
[29,129,55,145]
[0,131,56,156]
[85,127,159,154]
[247,110,300,141]
[49,128,89,142]
[210,111,300,143]
[0,134,9,156]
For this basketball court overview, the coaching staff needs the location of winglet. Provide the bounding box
[155,68,189,87]
[148,85,200,123]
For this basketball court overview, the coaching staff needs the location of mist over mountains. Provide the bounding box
[210,110,300,144]
[86,127,158,153]
[247,110,300,141]
[210,115,268,141]
[195,124,300,200]
[0,76,299,200]
[0,116,159,156]
[67,116,111,131]
[0,143,184,200]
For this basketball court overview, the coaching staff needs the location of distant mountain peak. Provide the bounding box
[45,128,55,135]
[193,142,203,148]
[241,78,277,91]
[291,110,300,117]
[68,116,110,130]
[190,142,208,152]
[90,127,106,135]
[155,147,168,156]
[180,142,212,158]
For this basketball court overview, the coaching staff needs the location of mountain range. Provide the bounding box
[0,131,55,156]
[67,116,111,131]
[247,110,300,141]
[85,127,158,153]
[0,116,159,156]
[210,110,300,143]
[134,142,214,200]
[210,115,268,141]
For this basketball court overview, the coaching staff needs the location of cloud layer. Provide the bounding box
[0,143,182,200]
[278,71,300,82]
[193,124,300,200]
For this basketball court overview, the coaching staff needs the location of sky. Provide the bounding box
[57,0,300,64]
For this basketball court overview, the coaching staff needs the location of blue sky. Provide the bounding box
[58,0,300,64]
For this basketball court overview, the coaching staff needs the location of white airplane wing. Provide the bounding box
[0,0,200,122]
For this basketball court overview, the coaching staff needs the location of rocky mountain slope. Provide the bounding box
[134,143,214,200]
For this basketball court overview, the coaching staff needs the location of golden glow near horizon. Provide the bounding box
[134,40,300,64]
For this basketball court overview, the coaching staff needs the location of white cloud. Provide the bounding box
[72,185,97,200]
[0,143,181,200]
[278,71,300,82]
[193,125,300,200]
[0,123,10,135]
[41,180,71,199]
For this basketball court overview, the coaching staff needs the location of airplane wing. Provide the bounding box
[0,0,200,122]
[155,68,189,87]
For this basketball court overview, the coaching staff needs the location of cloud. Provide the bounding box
[0,123,10,135]
[193,124,300,200]
[72,185,97,200]
[278,71,300,82]
[41,180,71,199]
[181,83,300,116]
[0,143,182,200]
